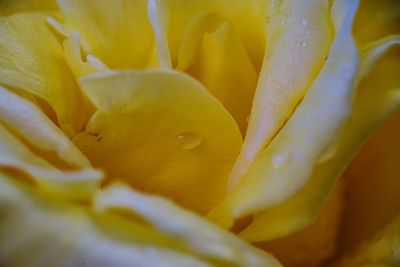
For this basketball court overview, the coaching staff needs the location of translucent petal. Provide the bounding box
[0,13,88,135]
[229,0,333,187]
[208,0,359,228]
[57,0,154,69]
[237,35,400,242]
[147,0,268,70]
[0,122,102,199]
[74,70,242,214]
[0,86,90,168]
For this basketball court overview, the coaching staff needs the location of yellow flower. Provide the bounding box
[0,0,399,266]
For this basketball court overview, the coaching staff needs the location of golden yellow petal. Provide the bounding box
[74,70,242,214]
[354,0,400,45]
[333,214,400,267]
[147,0,268,70]
[0,13,88,135]
[236,36,400,242]
[177,12,257,134]
[208,0,359,228]
[338,84,400,252]
[0,0,58,15]
[57,0,154,69]
[255,181,343,267]
[229,0,333,187]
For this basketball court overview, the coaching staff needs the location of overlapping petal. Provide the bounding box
[74,70,242,214]
[57,0,154,69]
[229,0,333,187]
[238,35,400,243]
[0,13,89,135]
[208,0,359,228]
[333,214,400,267]
[0,172,282,267]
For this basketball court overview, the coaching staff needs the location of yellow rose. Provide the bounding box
[0,0,399,266]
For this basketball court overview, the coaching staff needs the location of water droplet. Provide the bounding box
[177,132,203,150]
[301,42,307,47]
[301,18,308,28]
[272,153,291,168]
[246,115,250,123]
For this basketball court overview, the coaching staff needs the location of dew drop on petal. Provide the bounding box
[301,42,307,47]
[272,153,291,169]
[301,18,308,28]
[177,132,203,150]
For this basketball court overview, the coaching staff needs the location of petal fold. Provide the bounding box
[57,0,154,69]
[74,70,242,214]
[0,13,88,134]
[208,0,359,228]
[229,0,333,187]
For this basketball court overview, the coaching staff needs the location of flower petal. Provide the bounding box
[229,0,333,187]
[0,86,91,168]
[176,13,258,134]
[0,13,88,135]
[208,0,359,228]
[254,182,343,267]
[332,214,400,267]
[74,70,242,214]
[56,0,154,69]
[0,122,102,199]
[95,183,282,267]
[0,0,58,15]
[354,0,400,45]
[238,34,400,242]
[147,0,268,70]
[0,175,221,267]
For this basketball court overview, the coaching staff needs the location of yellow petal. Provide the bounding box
[0,173,282,267]
[229,0,333,187]
[238,34,400,242]
[147,0,268,70]
[74,70,242,214]
[95,183,282,267]
[176,13,258,134]
[0,122,102,199]
[0,175,214,267]
[0,0,58,15]
[57,0,154,69]
[338,112,400,258]
[147,0,172,68]
[208,0,359,228]
[0,13,88,135]
[333,214,400,267]
[255,181,344,267]
[354,0,400,45]
[0,86,90,168]
[46,16,110,78]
